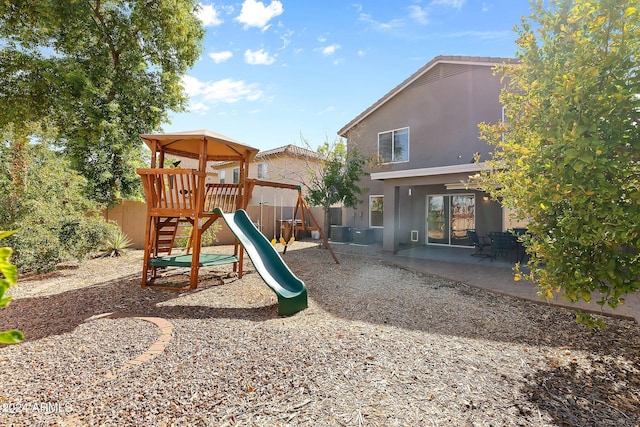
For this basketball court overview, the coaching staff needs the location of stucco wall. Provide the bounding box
[103,199,148,249]
[347,63,502,172]
[342,61,506,248]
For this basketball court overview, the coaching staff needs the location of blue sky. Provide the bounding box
[164,0,532,151]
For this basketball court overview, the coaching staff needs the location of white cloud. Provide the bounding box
[182,75,205,97]
[321,44,341,56]
[280,29,294,50]
[431,0,465,9]
[318,106,335,116]
[182,75,263,104]
[235,0,284,29]
[189,101,210,114]
[357,50,366,57]
[317,36,327,43]
[358,13,404,31]
[208,50,233,63]
[244,48,276,65]
[408,5,429,25]
[197,3,223,26]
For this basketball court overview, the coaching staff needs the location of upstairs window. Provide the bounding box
[378,127,409,164]
[257,163,267,179]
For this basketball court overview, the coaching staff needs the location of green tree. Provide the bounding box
[305,138,367,237]
[0,0,205,205]
[479,0,640,323]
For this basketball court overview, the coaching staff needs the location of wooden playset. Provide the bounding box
[136,130,337,306]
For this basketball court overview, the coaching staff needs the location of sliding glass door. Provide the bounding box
[427,195,448,244]
[426,194,475,246]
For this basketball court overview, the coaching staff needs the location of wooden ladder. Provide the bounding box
[153,217,193,255]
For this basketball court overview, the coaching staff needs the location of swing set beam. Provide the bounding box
[247,179,339,264]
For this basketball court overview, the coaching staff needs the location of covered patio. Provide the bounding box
[396,243,520,269]
[331,241,520,270]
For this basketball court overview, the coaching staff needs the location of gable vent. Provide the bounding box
[442,63,474,79]
[408,66,441,89]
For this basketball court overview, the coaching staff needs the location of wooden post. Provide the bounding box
[141,214,153,287]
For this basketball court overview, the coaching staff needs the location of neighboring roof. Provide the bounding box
[139,129,259,162]
[338,55,514,137]
[209,144,322,169]
[255,144,322,160]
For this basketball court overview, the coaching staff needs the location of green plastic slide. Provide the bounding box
[213,208,308,316]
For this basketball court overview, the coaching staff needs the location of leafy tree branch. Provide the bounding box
[479,0,640,325]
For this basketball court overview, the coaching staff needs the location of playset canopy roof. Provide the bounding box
[139,129,259,163]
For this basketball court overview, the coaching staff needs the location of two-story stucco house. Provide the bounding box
[338,55,516,253]
[210,144,321,203]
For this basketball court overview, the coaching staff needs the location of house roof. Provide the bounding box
[337,55,514,137]
[209,144,321,169]
[255,144,321,160]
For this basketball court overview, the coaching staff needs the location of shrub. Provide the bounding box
[0,131,119,272]
[175,221,222,249]
[0,231,24,344]
[60,216,119,260]
[9,224,64,273]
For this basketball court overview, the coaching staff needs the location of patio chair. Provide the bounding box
[489,231,515,261]
[467,229,491,257]
[510,228,528,263]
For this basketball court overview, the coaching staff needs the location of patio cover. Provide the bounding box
[139,129,259,165]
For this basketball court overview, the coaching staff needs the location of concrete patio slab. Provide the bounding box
[331,242,640,324]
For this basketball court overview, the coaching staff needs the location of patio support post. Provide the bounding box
[382,184,400,253]
[393,185,400,254]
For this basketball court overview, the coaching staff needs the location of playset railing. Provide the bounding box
[138,169,245,216]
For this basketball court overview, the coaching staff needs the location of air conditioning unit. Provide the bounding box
[352,228,375,244]
[330,226,351,242]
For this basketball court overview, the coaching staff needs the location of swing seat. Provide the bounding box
[279,236,295,246]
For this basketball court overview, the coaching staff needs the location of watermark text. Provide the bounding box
[1,401,72,414]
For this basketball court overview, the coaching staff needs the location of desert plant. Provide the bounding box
[0,230,24,344]
[102,229,133,257]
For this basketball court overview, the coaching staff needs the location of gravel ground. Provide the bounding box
[0,242,639,426]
